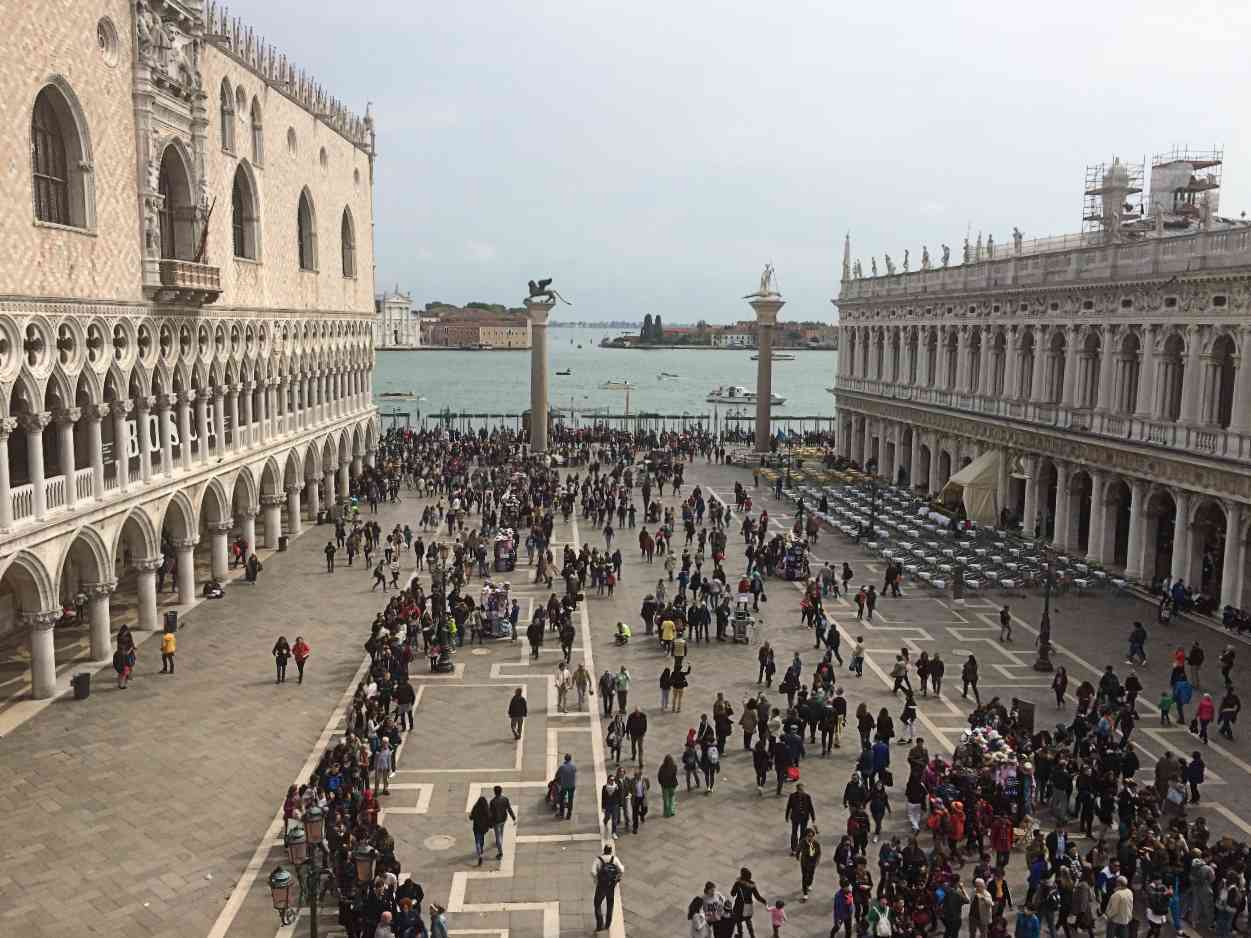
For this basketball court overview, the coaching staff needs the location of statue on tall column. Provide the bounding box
[743,263,780,299]
[527,278,572,305]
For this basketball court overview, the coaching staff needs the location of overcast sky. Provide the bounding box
[240,0,1251,323]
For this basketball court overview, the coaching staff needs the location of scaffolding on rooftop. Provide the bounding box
[1082,158,1145,236]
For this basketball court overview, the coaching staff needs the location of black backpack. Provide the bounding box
[597,857,621,887]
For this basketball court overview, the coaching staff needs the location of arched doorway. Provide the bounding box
[158,145,196,261]
[58,527,113,661]
[918,445,932,494]
[0,552,59,698]
[1190,499,1227,606]
[1068,470,1093,553]
[937,448,952,486]
[158,493,198,605]
[1103,478,1133,567]
[1207,334,1236,428]
[1159,332,1185,422]
[1035,460,1058,539]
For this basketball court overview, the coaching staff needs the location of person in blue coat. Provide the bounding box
[871,738,891,785]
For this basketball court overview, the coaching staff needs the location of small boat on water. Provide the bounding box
[599,380,636,390]
[657,372,679,379]
[556,369,573,376]
[706,385,786,406]
[750,351,795,361]
[379,391,418,400]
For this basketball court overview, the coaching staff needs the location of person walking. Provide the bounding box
[961,655,980,704]
[508,687,528,740]
[1196,692,1216,743]
[371,560,388,591]
[555,662,573,713]
[658,754,679,817]
[292,636,311,684]
[160,628,176,674]
[797,828,821,901]
[785,783,816,855]
[1105,876,1134,938]
[573,663,593,710]
[272,635,292,683]
[592,844,624,932]
[324,540,337,573]
[615,666,631,712]
[556,754,577,820]
[626,706,648,766]
[599,669,616,716]
[1186,750,1205,804]
[469,793,492,866]
[373,739,393,795]
[999,606,1012,642]
[489,784,516,859]
[731,868,768,938]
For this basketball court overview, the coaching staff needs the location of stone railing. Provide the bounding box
[11,483,33,522]
[74,467,94,502]
[157,260,223,305]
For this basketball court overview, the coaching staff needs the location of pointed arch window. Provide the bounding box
[297,190,317,271]
[231,165,258,260]
[250,97,263,164]
[341,208,356,278]
[31,83,93,228]
[219,79,235,152]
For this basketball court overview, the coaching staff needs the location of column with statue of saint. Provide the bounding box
[744,264,785,455]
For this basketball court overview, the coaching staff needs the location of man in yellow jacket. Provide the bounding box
[160,630,176,674]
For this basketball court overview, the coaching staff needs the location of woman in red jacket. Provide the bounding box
[1196,692,1216,743]
[989,814,1014,870]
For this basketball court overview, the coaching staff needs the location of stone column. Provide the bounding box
[525,298,552,453]
[1003,331,1020,400]
[86,581,116,661]
[338,460,351,498]
[1029,332,1048,404]
[22,411,51,521]
[1133,329,1157,422]
[1220,502,1245,609]
[928,435,941,495]
[111,401,132,492]
[25,610,61,700]
[1021,455,1038,538]
[1227,328,1251,434]
[996,448,1011,523]
[285,483,303,538]
[239,510,257,556]
[978,329,993,396]
[239,383,253,448]
[0,417,15,530]
[1170,490,1192,582]
[1097,327,1117,414]
[261,493,284,548]
[1125,480,1148,581]
[1060,327,1079,408]
[212,389,226,457]
[85,403,107,499]
[195,391,210,465]
[1052,462,1072,551]
[1179,325,1204,424]
[920,327,930,390]
[307,475,320,521]
[135,558,162,631]
[226,385,240,451]
[750,293,785,454]
[1086,470,1108,565]
[323,469,336,509]
[174,538,197,604]
[909,432,921,490]
[56,407,80,509]
[178,391,194,471]
[156,394,174,477]
[955,327,970,392]
[208,521,232,580]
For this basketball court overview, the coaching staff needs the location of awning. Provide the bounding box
[940,449,1001,526]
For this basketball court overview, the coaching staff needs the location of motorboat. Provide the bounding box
[750,352,795,361]
[706,385,786,405]
[657,372,679,379]
[556,369,573,376]
[379,391,418,400]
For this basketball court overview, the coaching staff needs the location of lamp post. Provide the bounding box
[275,805,330,938]
[1033,546,1055,672]
[858,479,878,543]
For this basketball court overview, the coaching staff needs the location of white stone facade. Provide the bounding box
[835,225,1251,612]
[375,290,421,348]
[1,0,379,697]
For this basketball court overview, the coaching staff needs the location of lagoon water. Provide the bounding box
[373,329,838,421]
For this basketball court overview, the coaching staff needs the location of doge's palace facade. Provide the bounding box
[835,154,1251,614]
[1,0,379,697]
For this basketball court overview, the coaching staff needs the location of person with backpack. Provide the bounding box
[591,844,624,931]
[701,741,721,793]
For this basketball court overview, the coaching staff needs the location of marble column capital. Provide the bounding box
[135,557,165,573]
[285,483,304,494]
[180,389,197,405]
[236,508,258,520]
[112,400,134,417]
[172,537,199,551]
[155,393,175,412]
[135,395,156,412]
[85,580,119,597]
[20,610,60,631]
[260,493,286,508]
[207,520,234,535]
[0,416,18,438]
[211,387,226,402]
[54,407,82,426]
[83,403,110,421]
[20,411,52,433]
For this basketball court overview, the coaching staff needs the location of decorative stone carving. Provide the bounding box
[921,246,931,271]
[135,557,165,573]
[19,411,52,434]
[207,521,234,535]
[1013,228,1023,254]
[20,611,61,632]
[884,255,895,276]
[86,580,119,597]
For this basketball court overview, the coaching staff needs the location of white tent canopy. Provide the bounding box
[940,449,1001,526]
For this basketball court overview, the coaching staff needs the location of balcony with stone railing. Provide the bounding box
[837,226,1251,303]
[156,260,223,306]
[834,376,1251,462]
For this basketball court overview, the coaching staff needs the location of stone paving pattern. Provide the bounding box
[2,457,1251,938]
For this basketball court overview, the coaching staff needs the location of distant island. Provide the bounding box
[600,314,837,351]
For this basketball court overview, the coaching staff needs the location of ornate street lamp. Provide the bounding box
[353,844,377,886]
[285,823,308,865]
[1033,546,1055,672]
[268,867,296,926]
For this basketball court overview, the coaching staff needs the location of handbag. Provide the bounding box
[787,765,801,782]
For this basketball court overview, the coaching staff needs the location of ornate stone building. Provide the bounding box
[835,153,1251,611]
[1,0,379,697]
